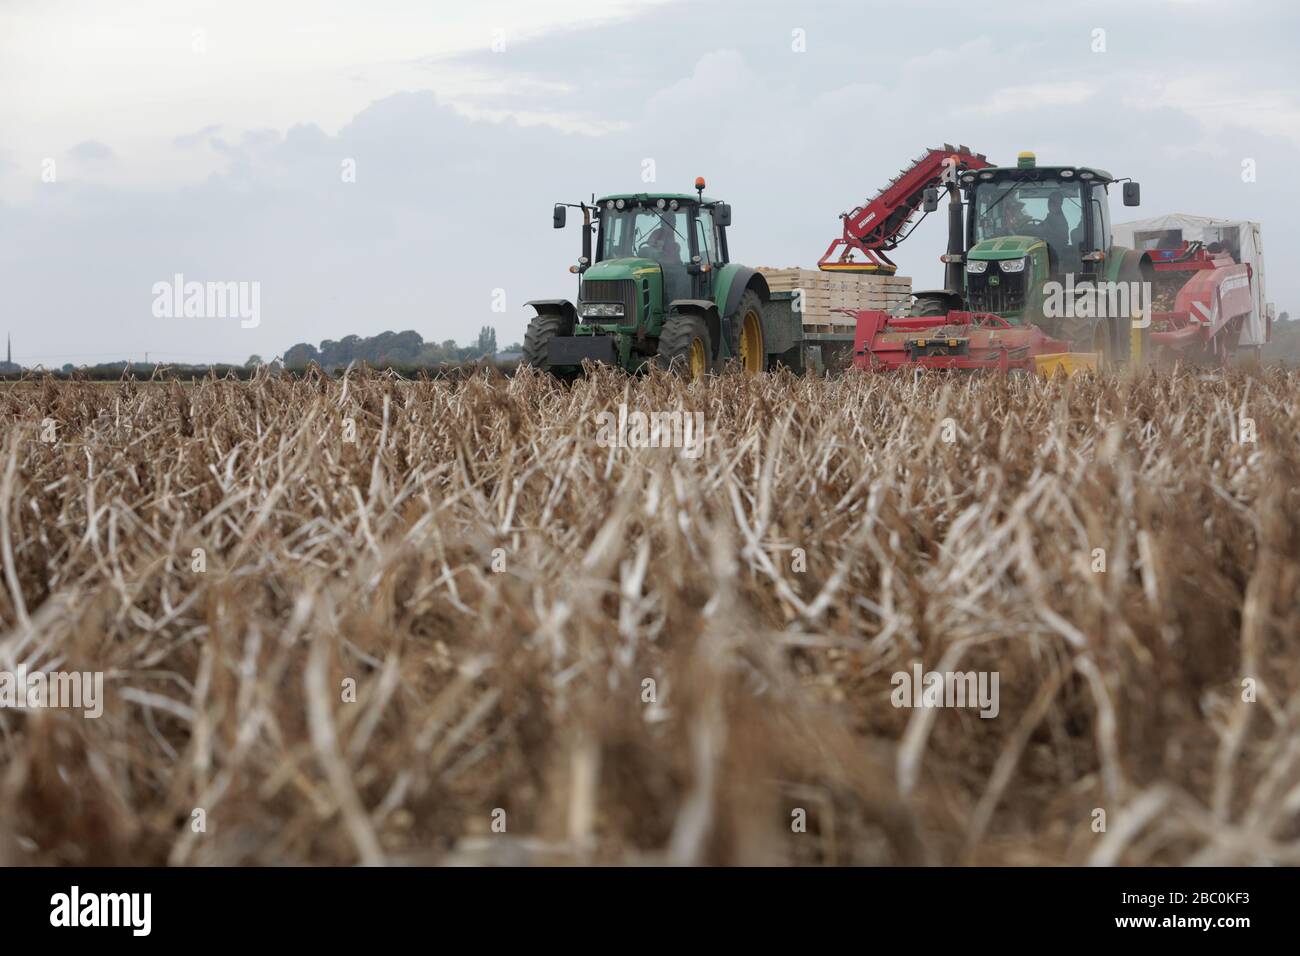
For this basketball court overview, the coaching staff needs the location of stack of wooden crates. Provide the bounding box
[757,268,912,331]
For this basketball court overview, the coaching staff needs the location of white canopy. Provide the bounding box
[1113,214,1271,346]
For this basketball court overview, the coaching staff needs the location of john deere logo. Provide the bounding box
[988,275,1000,286]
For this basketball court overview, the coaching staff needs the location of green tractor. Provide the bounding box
[524,178,777,379]
[911,151,1148,365]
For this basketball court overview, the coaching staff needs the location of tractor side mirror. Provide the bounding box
[714,203,732,227]
[1123,182,1141,207]
[553,205,567,228]
[922,187,940,213]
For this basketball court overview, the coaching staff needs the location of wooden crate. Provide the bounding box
[757,267,912,327]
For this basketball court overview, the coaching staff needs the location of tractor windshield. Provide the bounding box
[598,204,692,268]
[972,178,1085,265]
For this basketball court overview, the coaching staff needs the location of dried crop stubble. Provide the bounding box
[0,365,1296,865]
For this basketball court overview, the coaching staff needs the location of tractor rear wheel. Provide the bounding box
[658,313,712,381]
[1111,254,1149,365]
[727,290,766,375]
[522,310,572,370]
[1056,315,1117,368]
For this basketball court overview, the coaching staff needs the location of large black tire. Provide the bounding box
[1055,314,1119,367]
[522,310,572,369]
[657,313,712,381]
[909,294,951,318]
[725,289,766,375]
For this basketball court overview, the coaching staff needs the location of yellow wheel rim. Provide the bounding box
[689,337,707,380]
[739,310,764,374]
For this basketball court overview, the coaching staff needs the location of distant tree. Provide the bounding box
[337,335,361,365]
[62,363,74,373]
[280,328,521,371]
[386,330,424,363]
[361,331,393,364]
[244,354,263,367]
[474,326,497,358]
[283,342,320,369]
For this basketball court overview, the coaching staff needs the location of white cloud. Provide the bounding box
[0,0,668,194]
[1136,78,1300,146]
[449,102,627,136]
[900,36,997,80]
[971,81,1098,115]
[645,49,762,119]
[67,140,115,162]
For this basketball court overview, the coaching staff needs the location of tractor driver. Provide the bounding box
[1039,193,1070,263]
[1001,195,1029,237]
[642,224,683,265]
[642,223,689,302]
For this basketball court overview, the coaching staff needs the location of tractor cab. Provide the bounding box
[956,152,1137,323]
[587,191,732,309]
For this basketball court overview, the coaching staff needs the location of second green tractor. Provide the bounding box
[524,179,777,380]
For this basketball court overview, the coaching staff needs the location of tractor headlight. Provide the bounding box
[966,259,989,274]
[999,257,1026,273]
[579,302,625,319]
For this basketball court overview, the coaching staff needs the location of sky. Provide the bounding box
[1,0,1297,366]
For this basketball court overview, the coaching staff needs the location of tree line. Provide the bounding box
[281,327,515,370]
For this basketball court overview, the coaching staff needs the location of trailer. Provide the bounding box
[754,291,862,375]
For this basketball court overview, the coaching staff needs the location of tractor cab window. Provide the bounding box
[972,179,1085,270]
[695,207,721,265]
[598,205,691,268]
[1087,184,1111,253]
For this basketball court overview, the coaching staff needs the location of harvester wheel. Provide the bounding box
[658,313,712,381]
[522,311,572,371]
[909,294,951,318]
[727,290,766,375]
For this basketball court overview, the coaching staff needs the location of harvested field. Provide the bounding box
[0,367,1297,866]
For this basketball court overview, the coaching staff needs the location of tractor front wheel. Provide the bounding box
[658,313,712,381]
[522,310,572,372]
